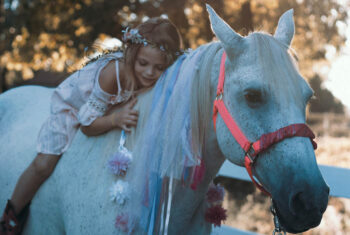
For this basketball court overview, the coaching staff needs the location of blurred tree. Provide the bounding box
[0,0,131,88]
[251,0,348,77]
[181,0,348,77]
[309,75,344,113]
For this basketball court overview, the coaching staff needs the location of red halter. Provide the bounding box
[213,52,317,196]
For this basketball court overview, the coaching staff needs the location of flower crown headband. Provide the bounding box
[122,27,183,56]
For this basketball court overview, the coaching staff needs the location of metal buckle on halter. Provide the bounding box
[215,92,223,100]
[245,143,256,164]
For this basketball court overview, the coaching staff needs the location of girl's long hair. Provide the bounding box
[84,17,182,100]
[122,17,183,96]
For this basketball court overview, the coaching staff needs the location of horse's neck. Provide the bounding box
[168,126,225,234]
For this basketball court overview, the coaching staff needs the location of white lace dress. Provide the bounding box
[37,52,131,155]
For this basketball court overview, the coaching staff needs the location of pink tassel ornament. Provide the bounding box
[115,213,129,232]
[115,213,135,233]
[205,205,227,227]
[107,151,132,176]
[206,183,225,204]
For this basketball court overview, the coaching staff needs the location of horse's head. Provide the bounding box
[207,5,329,233]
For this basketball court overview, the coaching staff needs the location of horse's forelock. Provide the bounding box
[251,32,305,109]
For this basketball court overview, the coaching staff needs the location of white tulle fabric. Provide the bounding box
[37,52,128,155]
[125,47,206,233]
[154,49,206,178]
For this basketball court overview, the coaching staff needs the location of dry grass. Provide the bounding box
[222,193,350,235]
[316,136,350,168]
[221,112,350,235]
[307,112,350,138]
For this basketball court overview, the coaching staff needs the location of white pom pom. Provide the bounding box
[109,180,130,205]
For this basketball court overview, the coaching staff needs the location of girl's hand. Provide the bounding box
[109,99,139,132]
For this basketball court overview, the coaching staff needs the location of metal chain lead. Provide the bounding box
[270,200,286,235]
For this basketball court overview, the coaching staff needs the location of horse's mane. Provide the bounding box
[190,42,223,156]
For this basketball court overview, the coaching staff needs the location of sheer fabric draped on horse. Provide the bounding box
[127,47,207,233]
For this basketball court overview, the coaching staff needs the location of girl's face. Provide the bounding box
[134,45,167,88]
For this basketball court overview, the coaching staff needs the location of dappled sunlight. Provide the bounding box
[1,0,348,88]
[326,54,350,110]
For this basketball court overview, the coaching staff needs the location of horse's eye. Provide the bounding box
[244,90,262,104]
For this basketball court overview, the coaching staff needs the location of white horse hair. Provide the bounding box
[0,5,329,234]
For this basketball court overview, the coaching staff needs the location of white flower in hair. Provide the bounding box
[129,28,138,36]
[110,180,130,205]
[122,26,184,57]
[122,27,147,44]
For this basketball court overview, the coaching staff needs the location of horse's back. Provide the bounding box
[0,85,53,221]
[48,90,154,234]
[0,86,117,234]
[0,85,52,133]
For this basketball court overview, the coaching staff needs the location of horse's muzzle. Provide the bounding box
[272,184,329,233]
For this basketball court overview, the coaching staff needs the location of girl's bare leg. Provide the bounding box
[10,153,61,215]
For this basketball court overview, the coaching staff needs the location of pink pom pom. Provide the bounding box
[115,213,135,233]
[108,151,131,176]
[205,205,227,227]
[206,184,225,204]
[115,213,129,232]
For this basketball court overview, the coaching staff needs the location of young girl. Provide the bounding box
[0,17,182,234]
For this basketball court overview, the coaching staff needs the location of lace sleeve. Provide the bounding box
[78,82,112,126]
[78,54,124,126]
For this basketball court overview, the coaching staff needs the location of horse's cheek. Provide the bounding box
[215,117,245,166]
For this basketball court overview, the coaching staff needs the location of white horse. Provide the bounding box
[0,5,329,234]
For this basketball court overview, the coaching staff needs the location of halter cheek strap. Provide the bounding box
[213,52,317,196]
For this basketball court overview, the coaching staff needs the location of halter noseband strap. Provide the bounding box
[213,52,317,196]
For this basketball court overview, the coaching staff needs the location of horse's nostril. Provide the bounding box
[290,185,329,217]
[290,192,308,216]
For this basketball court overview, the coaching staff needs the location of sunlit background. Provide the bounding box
[1,0,349,234]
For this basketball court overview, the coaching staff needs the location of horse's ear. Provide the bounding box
[274,9,295,46]
[206,4,245,59]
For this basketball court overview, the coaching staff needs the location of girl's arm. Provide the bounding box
[81,99,138,136]
[81,61,138,136]
[80,114,114,136]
